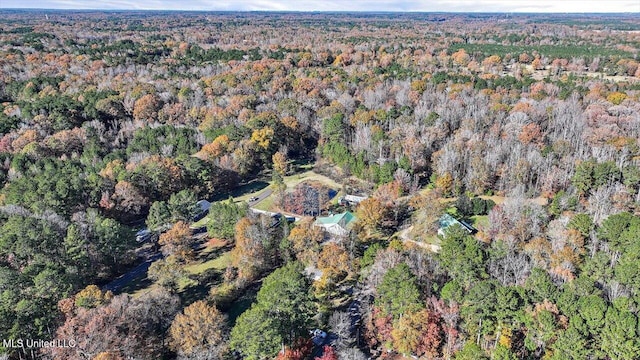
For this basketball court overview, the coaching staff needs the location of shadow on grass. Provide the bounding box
[118,274,153,295]
[197,243,233,262]
[211,179,270,201]
[179,269,223,306]
[225,289,258,327]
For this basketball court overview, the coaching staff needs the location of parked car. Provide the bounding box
[310,329,327,346]
[193,200,211,221]
[135,229,152,243]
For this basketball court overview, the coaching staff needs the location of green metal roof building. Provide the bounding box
[313,211,357,237]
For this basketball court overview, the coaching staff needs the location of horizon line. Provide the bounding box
[0,8,639,14]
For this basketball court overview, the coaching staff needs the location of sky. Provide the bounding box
[0,0,639,13]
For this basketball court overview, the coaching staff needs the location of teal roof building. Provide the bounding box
[314,211,357,237]
[438,213,477,236]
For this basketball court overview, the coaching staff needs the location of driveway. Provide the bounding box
[102,252,163,294]
[248,188,272,206]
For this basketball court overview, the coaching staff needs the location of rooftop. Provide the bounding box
[314,211,356,226]
[438,213,476,234]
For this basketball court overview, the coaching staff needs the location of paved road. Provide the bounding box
[102,252,163,294]
[248,188,272,206]
[102,188,273,295]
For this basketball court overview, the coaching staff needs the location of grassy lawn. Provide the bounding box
[185,251,231,275]
[282,170,342,190]
[471,215,490,231]
[194,168,344,221]
[251,194,276,211]
[212,179,270,202]
[127,238,230,299]
[226,289,258,326]
[121,273,154,297]
[252,170,343,213]
[191,214,211,229]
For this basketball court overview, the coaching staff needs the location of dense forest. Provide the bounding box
[0,10,640,360]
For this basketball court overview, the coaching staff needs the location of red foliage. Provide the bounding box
[365,306,394,349]
[282,181,331,216]
[276,338,313,360]
[315,346,338,360]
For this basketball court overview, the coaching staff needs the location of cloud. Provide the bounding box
[1,0,638,12]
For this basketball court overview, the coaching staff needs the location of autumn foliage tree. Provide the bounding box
[391,308,443,357]
[158,221,194,262]
[288,219,324,264]
[231,215,280,281]
[47,289,180,360]
[169,300,228,358]
[133,93,160,122]
[315,346,338,360]
[316,243,351,291]
[355,197,387,239]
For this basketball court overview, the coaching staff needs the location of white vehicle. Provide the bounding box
[196,199,211,212]
[135,229,152,243]
[311,329,327,345]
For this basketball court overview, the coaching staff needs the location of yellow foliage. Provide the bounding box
[498,326,513,348]
[99,159,125,181]
[452,49,470,66]
[607,91,627,105]
[272,151,288,176]
[170,300,227,356]
[200,134,230,160]
[317,243,350,281]
[75,285,113,309]
[391,309,429,355]
[410,79,427,93]
[93,352,125,360]
[250,127,274,149]
[435,172,454,196]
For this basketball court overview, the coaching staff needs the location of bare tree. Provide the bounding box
[338,347,367,360]
[329,311,353,349]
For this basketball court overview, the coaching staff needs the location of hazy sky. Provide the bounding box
[0,0,639,13]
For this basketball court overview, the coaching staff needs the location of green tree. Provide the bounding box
[64,224,90,274]
[550,324,591,360]
[600,299,640,360]
[438,225,486,289]
[230,262,314,359]
[146,200,171,231]
[375,263,423,320]
[614,241,640,293]
[622,165,640,189]
[206,200,247,240]
[495,286,524,325]
[461,280,498,340]
[572,160,595,196]
[167,189,199,222]
[577,295,607,334]
[593,161,621,187]
[493,344,518,360]
[568,213,594,238]
[525,268,558,303]
[455,342,488,360]
[230,306,282,360]
[455,194,473,218]
[598,212,639,250]
[440,280,464,304]
[148,257,191,292]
